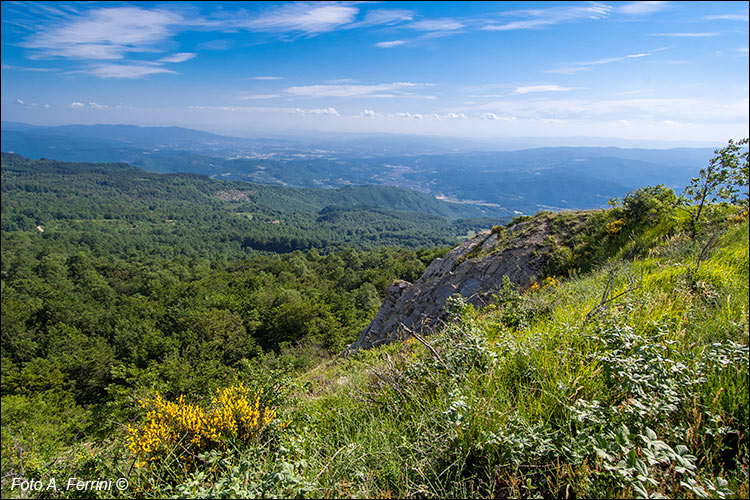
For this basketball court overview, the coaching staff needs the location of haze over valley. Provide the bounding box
[1,121,719,215]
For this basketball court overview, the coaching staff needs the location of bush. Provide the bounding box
[127,384,285,476]
[623,185,676,226]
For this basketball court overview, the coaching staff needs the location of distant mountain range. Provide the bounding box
[1,122,718,214]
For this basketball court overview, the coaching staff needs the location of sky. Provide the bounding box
[1,1,748,145]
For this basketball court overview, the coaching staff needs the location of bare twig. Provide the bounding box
[399,322,448,369]
[314,443,356,482]
[584,268,643,324]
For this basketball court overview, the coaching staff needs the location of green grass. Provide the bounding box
[248,215,748,499]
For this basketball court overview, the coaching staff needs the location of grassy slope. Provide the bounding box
[175,209,747,499]
[281,215,748,499]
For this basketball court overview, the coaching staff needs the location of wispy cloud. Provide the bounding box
[13,98,50,108]
[375,40,408,48]
[1,63,58,72]
[84,63,177,79]
[514,85,575,94]
[482,3,612,31]
[15,5,203,78]
[546,52,652,74]
[408,18,464,31]
[239,94,283,100]
[461,97,749,123]
[705,12,750,22]
[480,112,516,121]
[283,82,432,98]
[158,52,196,64]
[618,2,668,15]
[650,32,717,38]
[239,3,358,34]
[21,6,186,60]
[195,39,234,51]
[306,107,340,116]
[346,9,414,29]
[250,76,284,80]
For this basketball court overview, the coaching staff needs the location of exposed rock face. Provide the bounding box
[348,214,569,351]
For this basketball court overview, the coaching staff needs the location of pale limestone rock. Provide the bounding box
[348,215,562,351]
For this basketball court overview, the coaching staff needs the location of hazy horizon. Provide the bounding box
[0,119,729,151]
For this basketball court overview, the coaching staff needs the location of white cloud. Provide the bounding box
[195,39,234,51]
[69,102,84,108]
[250,76,284,80]
[480,112,516,121]
[650,32,717,38]
[482,3,612,31]
[239,94,283,100]
[705,12,750,22]
[292,107,341,117]
[376,40,408,48]
[444,112,468,119]
[85,63,177,79]
[463,96,749,123]
[515,85,574,94]
[619,2,668,15]
[1,64,57,72]
[361,109,376,117]
[88,101,105,109]
[21,6,186,60]
[546,52,652,74]
[240,3,358,34]
[158,52,196,64]
[408,18,464,31]
[16,6,207,78]
[664,120,686,127]
[15,99,25,105]
[283,82,430,98]
[307,107,340,116]
[347,9,414,29]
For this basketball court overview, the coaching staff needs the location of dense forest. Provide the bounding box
[1,153,503,258]
[1,141,748,499]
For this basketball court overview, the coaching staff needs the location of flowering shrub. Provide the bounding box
[529,275,558,292]
[606,218,626,237]
[127,384,282,470]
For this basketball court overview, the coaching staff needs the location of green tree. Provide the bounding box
[622,185,676,225]
[682,138,749,235]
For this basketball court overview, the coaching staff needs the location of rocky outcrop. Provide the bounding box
[348,213,584,351]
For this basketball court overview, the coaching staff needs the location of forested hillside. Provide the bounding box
[1,153,504,259]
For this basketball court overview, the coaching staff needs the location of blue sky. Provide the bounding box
[1,1,748,144]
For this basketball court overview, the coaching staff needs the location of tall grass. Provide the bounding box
[85,215,750,498]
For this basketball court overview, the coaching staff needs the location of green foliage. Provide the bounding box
[682,138,749,234]
[1,153,505,257]
[623,184,677,226]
